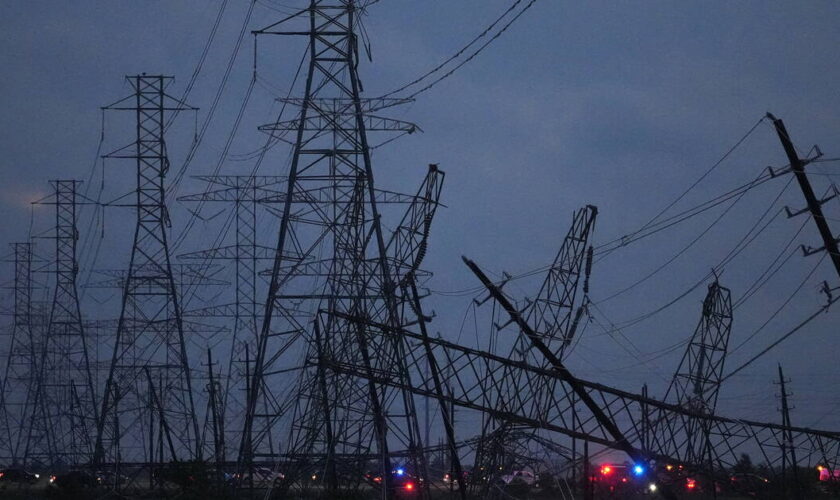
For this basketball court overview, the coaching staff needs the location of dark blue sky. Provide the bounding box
[3,1,840,433]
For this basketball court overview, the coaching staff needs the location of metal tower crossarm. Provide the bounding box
[25,180,99,467]
[94,75,201,467]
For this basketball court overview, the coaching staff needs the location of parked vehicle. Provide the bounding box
[95,469,129,486]
[499,470,537,486]
[230,466,285,487]
[49,470,98,490]
[389,468,420,497]
[728,473,770,497]
[363,468,421,496]
[591,463,653,496]
[443,468,472,486]
[0,468,39,486]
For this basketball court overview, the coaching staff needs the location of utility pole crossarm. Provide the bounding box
[767,112,840,282]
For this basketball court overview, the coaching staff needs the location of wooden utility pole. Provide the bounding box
[768,113,840,282]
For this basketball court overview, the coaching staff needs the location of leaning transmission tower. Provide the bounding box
[94,75,201,466]
[239,2,446,497]
[665,279,733,465]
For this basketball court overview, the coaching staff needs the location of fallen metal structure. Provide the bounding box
[2,2,840,500]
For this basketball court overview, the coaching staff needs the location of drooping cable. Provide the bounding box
[167,0,259,200]
[382,0,534,98]
[402,0,538,100]
[722,287,836,384]
[595,169,768,304]
[604,117,766,251]
[728,252,827,358]
[430,165,783,298]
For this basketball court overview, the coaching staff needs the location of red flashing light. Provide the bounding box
[601,465,613,475]
[405,482,415,491]
[686,478,697,490]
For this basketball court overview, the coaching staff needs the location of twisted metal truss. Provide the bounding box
[239,4,445,497]
[665,280,732,465]
[471,206,597,496]
[521,205,596,362]
[326,257,840,499]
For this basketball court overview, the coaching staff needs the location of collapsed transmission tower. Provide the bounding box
[665,279,732,464]
[25,180,98,467]
[472,205,596,495]
[94,75,201,465]
[323,255,840,500]
[240,3,446,496]
[513,205,596,363]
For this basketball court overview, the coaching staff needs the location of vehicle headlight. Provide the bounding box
[34,474,40,479]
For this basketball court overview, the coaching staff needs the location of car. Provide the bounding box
[443,468,472,486]
[591,463,652,495]
[95,470,129,486]
[389,469,420,497]
[363,468,421,496]
[49,470,99,490]
[230,466,285,487]
[207,467,233,483]
[499,470,537,486]
[728,473,770,497]
[364,470,384,485]
[0,468,40,486]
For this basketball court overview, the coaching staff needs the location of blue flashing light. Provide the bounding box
[396,468,405,476]
[633,465,645,476]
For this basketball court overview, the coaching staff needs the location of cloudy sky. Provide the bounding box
[3,0,840,436]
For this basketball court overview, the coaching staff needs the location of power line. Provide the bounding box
[165,0,232,132]
[167,0,259,200]
[733,219,809,309]
[604,117,767,249]
[728,252,827,357]
[383,0,533,98]
[175,44,309,310]
[595,170,777,258]
[577,176,791,342]
[428,168,778,299]
[406,1,538,100]
[722,289,837,384]
[595,169,768,304]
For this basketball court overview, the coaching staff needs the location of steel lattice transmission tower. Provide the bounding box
[471,206,596,495]
[240,2,443,496]
[24,180,99,467]
[518,205,596,362]
[665,279,732,464]
[94,75,201,465]
[1,243,39,465]
[178,175,286,462]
